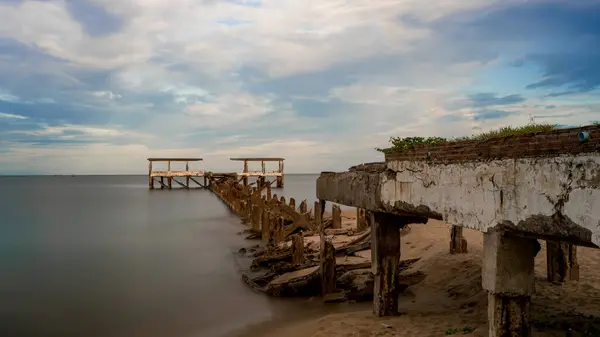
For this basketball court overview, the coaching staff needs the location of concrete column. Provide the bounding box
[371,212,402,317]
[483,231,537,337]
[546,241,579,282]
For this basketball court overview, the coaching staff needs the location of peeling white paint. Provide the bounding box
[382,155,600,247]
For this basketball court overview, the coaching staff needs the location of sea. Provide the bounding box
[0,174,355,337]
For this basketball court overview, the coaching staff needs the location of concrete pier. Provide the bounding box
[316,124,600,336]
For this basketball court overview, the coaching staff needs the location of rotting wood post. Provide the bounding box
[243,160,249,187]
[261,160,265,174]
[449,225,468,254]
[148,161,154,189]
[483,231,537,337]
[160,177,164,189]
[262,210,270,243]
[267,215,283,248]
[276,160,284,188]
[167,161,172,189]
[289,198,296,210]
[266,183,272,200]
[292,234,305,265]
[314,201,322,227]
[252,204,261,232]
[372,212,402,316]
[357,208,368,231]
[366,210,374,228]
[185,161,190,189]
[546,241,579,282]
[320,237,336,296]
[299,200,307,213]
[331,204,342,229]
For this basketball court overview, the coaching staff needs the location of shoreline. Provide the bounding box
[212,179,600,337]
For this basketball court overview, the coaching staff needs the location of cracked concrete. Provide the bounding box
[316,155,600,247]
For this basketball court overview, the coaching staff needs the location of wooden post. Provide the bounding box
[314,200,326,226]
[546,241,579,282]
[276,160,284,188]
[185,161,190,189]
[167,161,172,189]
[332,204,342,229]
[148,161,154,189]
[160,176,164,189]
[320,237,336,296]
[261,160,265,174]
[372,212,402,316]
[243,160,249,187]
[299,200,307,213]
[262,210,270,243]
[289,198,295,210]
[252,204,261,232]
[357,208,368,231]
[292,234,305,265]
[266,183,272,200]
[449,225,468,254]
[316,198,335,296]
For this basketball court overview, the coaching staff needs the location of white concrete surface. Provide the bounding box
[382,155,600,246]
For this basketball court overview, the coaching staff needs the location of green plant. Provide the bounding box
[376,136,447,155]
[377,122,558,155]
[445,328,459,335]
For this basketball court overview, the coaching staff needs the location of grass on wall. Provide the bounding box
[376,122,558,155]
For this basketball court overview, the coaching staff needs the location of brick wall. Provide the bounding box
[385,125,600,163]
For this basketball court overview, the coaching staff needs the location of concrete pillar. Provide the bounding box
[483,231,537,337]
[449,225,468,254]
[546,241,579,282]
[371,212,402,316]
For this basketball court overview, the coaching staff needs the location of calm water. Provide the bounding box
[0,174,332,337]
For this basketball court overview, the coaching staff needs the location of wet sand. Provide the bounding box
[232,212,600,336]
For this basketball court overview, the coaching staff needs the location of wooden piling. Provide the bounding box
[299,200,307,213]
[331,204,342,229]
[372,212,401,316]
[292,234,305,265]
[262,209,270,243]
[449,225,468,254]
[357,208,368,231]
[546,241,579,282]
[320,238,336,296]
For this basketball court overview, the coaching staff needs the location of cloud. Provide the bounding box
[0,112,28,120]
[0,0,599,174]
[468,93,526,107]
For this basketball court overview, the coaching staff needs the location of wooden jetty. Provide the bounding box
[231,157,285,188]
[148,158,208,189]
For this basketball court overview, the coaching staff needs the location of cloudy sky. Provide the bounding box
[0,0,599,174]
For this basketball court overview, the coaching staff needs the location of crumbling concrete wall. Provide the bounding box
[317,155,600,247]
[381,155,600,247]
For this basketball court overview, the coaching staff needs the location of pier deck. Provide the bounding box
[231,157,285,188]
[148,158,207,189]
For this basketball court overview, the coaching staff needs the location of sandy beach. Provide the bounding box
[244,210,600,337]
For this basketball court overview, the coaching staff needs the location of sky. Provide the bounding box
[0,0,599,175]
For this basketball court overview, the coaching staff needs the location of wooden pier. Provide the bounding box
[231,157,284,188]
[148,158,208,189]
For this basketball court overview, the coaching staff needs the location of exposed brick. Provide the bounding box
[385,125,600,163]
